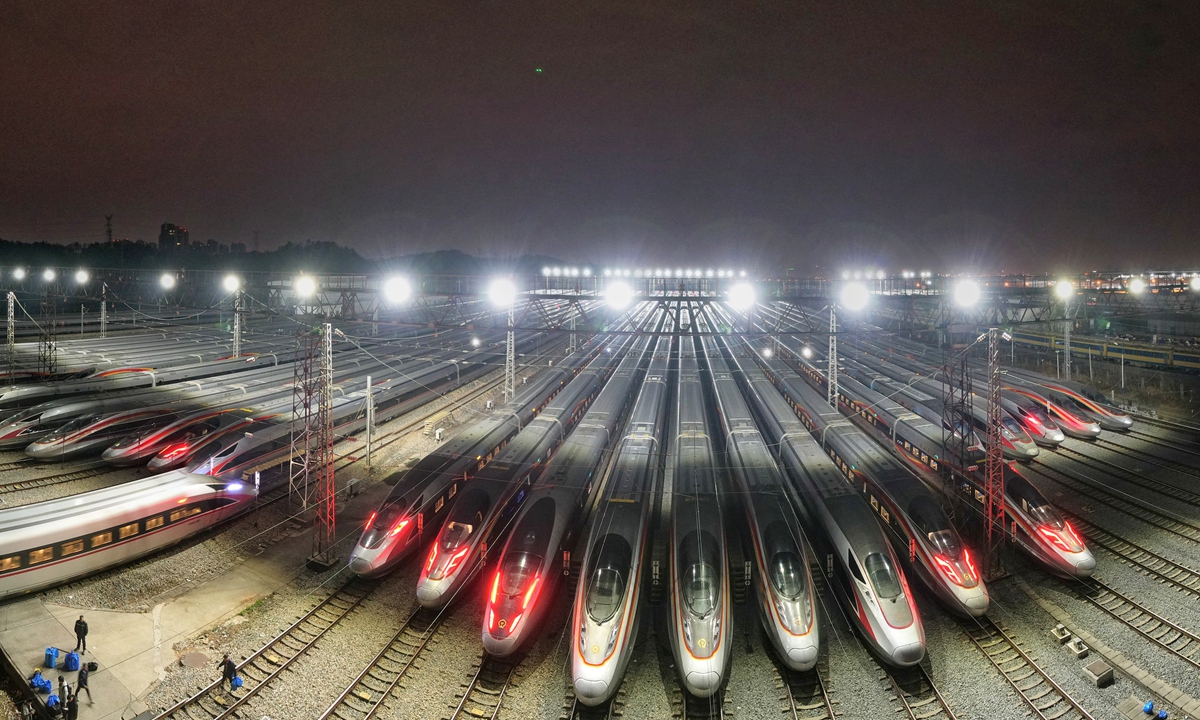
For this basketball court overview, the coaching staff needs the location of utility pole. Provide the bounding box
[504,304,515,402]
[984,328,1006,578]
[99,283,107,339]
[6,292,14,384]
[1063,299,1072,381]
[105,214,113,244]
[38,287,56,377]
[310,322,335,570]
[827,305,838,408]
[232,287,242,357]
[365,375,374,472]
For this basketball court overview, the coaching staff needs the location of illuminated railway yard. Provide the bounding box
[2,269,1200,720]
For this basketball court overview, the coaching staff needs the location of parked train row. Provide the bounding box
[1011,329,1200,371]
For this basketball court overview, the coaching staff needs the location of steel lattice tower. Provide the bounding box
[504,305,515,402]
[827,307,838,408]
[38,289,57,377]
[6,292,14,384]
[289,322,336,569]
[984,328,1007,575]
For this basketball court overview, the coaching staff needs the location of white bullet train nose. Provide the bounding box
[787,645,818,667]
[685,670,722,697]
[963,593,989,617]
[415,579,450,607]
[891,642,925,666]
[1073,552,1096,577]
[481,632,518,656]
[573,678,609,705]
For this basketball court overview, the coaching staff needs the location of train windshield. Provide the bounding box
[762,521,807,600]
[1021,405,1059,430]
[863,553,902,600]
[586,535,632,623]
[42,414,101,439]
[907,496,962,559]
[500,552,541,595]
[678,531,721,618]
[439,489,489,551]
[1008,475,1065,528]
[360,500,409,549]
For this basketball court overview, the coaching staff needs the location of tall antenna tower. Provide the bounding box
[289,322,336,570]
[983,328,1007,577]
[38,287,57,377]
[827,307,838,408]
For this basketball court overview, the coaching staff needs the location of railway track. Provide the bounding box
[774,659,836,720]
[0,463,113,496]
[1125,429,1200,458]
[1070,516,1200,598]
[1056,444,1200,501]
[318,606,443,720]
[1091,437,1200,480]
[881,665,956,720]
[964,619,1095,720]
[154,578,377,720]
[1026,461,1200,544]
[563,690,627,720]
[1078,578,1200,671]
[447,653,520,720]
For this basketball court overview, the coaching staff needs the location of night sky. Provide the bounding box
[2,1,1198,273]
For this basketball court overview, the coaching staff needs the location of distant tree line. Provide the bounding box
[0,238,564,276]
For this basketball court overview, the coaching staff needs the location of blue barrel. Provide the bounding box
[43,647,58,668]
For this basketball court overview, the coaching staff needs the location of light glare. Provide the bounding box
[12,268,25,281]
[728,282,756,311]
[1129,278,1146,294]
[953,279,981,307]
[1054,280,1074,300]
[840,282,870,311]
[489,278,517,307]
[42,269,56,282]
[384,277,412,304]
[294,275,316,297]
[223,275,241,293]
[160,273,176,290]
[606,281,634,310]
[74,270,89,285]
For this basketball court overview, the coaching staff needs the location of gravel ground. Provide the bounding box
[0,676,20,720]
[723,603,787,719]
[0,462,146,507]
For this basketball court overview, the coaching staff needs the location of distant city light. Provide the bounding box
[74,270,88,285]
[953,279,981,307]
[160,273,176,290]
[1128,278,1146,294]
[293,275,315,297]
[42,269,55,282]
[1054,280,1074,300]
[728,282,756,311]
[489,278,517,307]
[383,277,412,304]
[840,281,870,311]
[12,268,25,281]
[606,281,634,310]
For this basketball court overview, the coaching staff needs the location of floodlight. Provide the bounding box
[761,347,773,358]
[74,270,89,285]
[953,279,981,307]
[1128,278,1145,294]
[739,270,746,277]
[603,269,612,277]
[1054,280,1074,300]
[801,346,814,359]
[384,277,412,304]
[675,268,683,277]
[12,268,25,281]
[223,275,241,293]
[840,282,870,311]
[841,271,850,280]
[728,282,756,311]
[1191,276,1200,292]
[706,269,714,278]
[42,269,56,282]
[489,278,517,306]
[583,268,592,277]
[294,275,316,297]
[160,273,176,290]
[606,281,634,310]
[876,270,886,280]
[471,337,481,348]
[543,267,551,276]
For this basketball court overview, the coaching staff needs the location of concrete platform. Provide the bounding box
[0,482,388,720]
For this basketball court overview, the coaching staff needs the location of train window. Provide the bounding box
[0,556,20,571]
[29,547,53,565]
[119,523,139,540]
[169,507,202,523]
[61,540,84,556]
[679,531,721,617]
[768,551,806,601]
[145,516,164,531]
[930,459,938,471]
[846,550,865,584]
[91,532,112,548]
[863,553,902,599]
[586,567,625,623]
[500,551,542,596]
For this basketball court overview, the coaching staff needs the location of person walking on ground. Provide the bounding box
[64,693,78,720]
[76,665,91,703]
[73,615,88,654]
[218,654,237,692]
[57,675,69,704]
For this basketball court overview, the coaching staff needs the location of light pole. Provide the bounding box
[1055,280,1074,380]
[489,278,518,402]
[225,275,242,358]
[832,282,870,408]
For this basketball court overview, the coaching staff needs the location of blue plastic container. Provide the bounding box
[43,647,58,668]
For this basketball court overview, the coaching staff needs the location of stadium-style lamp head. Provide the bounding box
[160,273,176,290]
[839,281,870,311]
[1128,277,1146,295]
[953,279,981,307]
[1054,279,1074,300]
[606,281,634,310]
[293,275,316,298]
[12,268,25,281]
[488,278,517,307]
[42,269,56,282]
[727,282,756,312]
[1191,276,1200,292]
[74,270,89,285]
[383,276,412,304]
[223,275,241,293]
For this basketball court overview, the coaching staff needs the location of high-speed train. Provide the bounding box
[1016,374,1132,430]
[1004,384,1101,439]
[102,408,267,467]
[0,470,255,599]
[1001,390,1066,446]
[666,324,732,698]
[738,336,926,666]
[701,333,820,668]
[483,328,654,656]
[25,407,181,461]
[776,338,1095,579]
[572,333,672,707]
[416,336,631,609]
[347,335,599,578]
[745,342,989,617]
